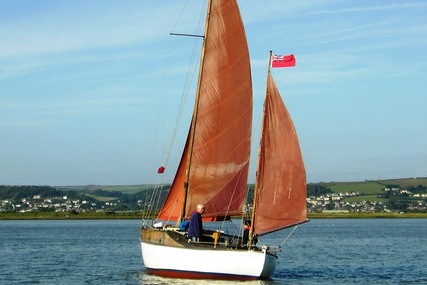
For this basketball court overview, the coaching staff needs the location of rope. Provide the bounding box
[170,0,191,34]
[157,0,206,170]
[280,224,299,247]
[145,1,211,223]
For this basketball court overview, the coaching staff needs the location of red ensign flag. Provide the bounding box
[271,54,296,68]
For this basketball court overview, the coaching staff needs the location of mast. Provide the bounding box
[179,0,213,220]
[248,51,273,248]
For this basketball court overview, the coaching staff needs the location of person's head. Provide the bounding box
[196,204,205,214]
[244,219,251,229]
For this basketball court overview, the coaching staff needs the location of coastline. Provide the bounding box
[1,211,426,220]
[307,212,427,219]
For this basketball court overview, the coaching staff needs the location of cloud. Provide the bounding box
[310,2,427,15]
[0,2,187,59]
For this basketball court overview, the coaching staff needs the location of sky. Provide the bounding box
[1,0,426,186]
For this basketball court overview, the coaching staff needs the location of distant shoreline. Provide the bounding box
[307,212,427,219]
[1,211,426,220]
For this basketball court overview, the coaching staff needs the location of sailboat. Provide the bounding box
[140,0,307,280]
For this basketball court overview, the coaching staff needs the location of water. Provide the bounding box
[0,219,426,284]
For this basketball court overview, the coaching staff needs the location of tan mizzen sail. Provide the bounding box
[251,53,307,236]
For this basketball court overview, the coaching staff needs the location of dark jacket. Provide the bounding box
[187,211,203,239]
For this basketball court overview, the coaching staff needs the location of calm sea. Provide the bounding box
[0,219,426,284]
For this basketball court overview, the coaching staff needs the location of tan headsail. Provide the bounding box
[158,0,252,221]
[251,53,307,236]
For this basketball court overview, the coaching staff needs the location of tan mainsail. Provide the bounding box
[158,0,252,222]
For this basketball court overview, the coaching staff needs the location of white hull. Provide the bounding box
[140,241,277,280]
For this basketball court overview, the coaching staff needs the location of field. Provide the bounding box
[57,185,156,194]
[319,181,384,195]
[343,195,388,203]
[376,178,427,188]
[313,178,427,203]
[55,184,162,201]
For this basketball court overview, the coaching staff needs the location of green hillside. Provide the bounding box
[318,181,384,195]
[313,178,427,196]
[56,185,155,194]
[375,178,427,188]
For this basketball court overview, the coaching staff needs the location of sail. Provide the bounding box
[252,74,307,236]
[157,132,190,221]
[158,0,252,221]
